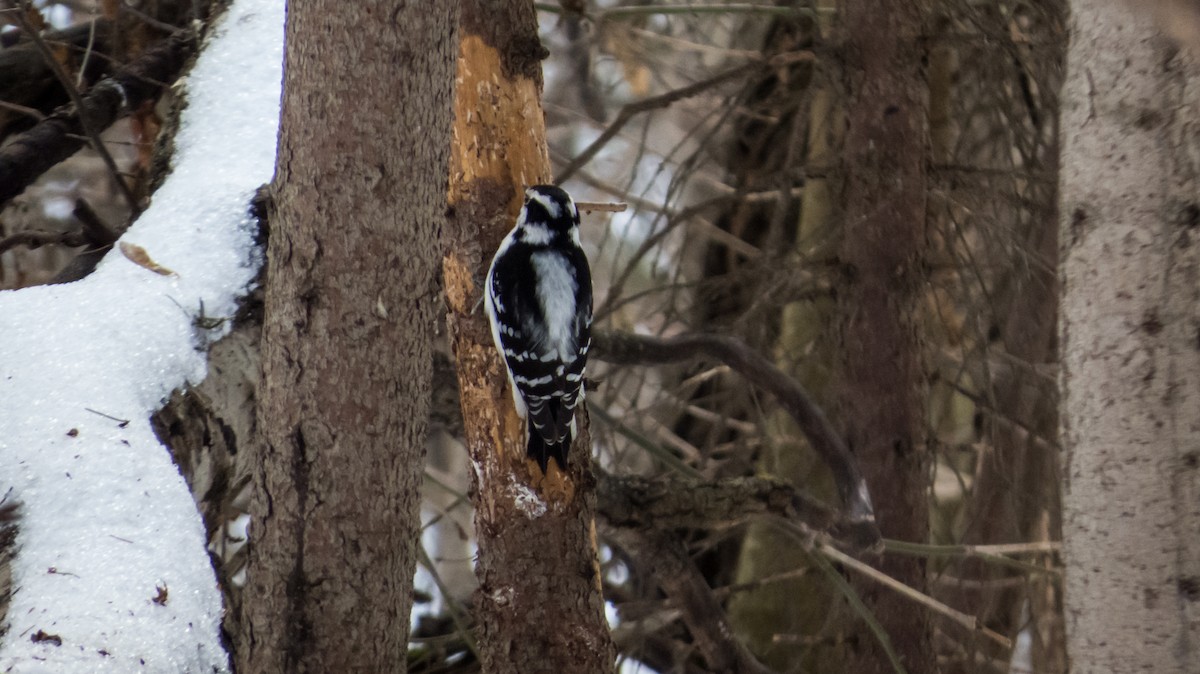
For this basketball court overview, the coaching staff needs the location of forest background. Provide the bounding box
[0,1,1195,673]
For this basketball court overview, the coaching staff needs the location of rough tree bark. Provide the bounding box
[443,2,615,672]
[836,1,933,671]
[238,3,457,672]
[1059,2,1200,671]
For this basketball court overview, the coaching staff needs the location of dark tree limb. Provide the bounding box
[71,197,120,246]
[0,19,113,137]
[0,100,44,124]
[0,229,87,254]
[45,199,124,283]
[0,28,194,208]
[13,0,140,214]
[592,329,880,547]
[607,527,774,674]
[0,197,121,280]
[597,471,837,535]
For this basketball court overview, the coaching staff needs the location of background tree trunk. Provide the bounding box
[836,1,933,671]
[238,3,458,672]
[1059,2,1200,671]
[723,9,846,669]
[443,2,615,672]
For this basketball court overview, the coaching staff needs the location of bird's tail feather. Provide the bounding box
[527,429,571,473]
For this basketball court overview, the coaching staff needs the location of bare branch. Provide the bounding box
[819,543,1013,651]
[118,2,186,34]
[0,28,195,209]
[0,229,87,254]
[592,329,880,547]
[0,101,45,123]
[0,19,113,136]
[597,472,840,535]
[554,51,815,183]
[12,1,140,215]
[71,198,120,246]
[575,200,626,213]
[607,527,774,674]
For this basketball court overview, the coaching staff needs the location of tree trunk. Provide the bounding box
[238,3,457,672]
[443,2,615,672]
[725,10,844,669]
[836,1,932,671]
[1059,3,1200,671]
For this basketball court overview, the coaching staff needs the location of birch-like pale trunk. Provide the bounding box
[1060,3,1200,671]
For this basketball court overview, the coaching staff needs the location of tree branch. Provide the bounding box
[71,197,120,246]
[819,542,1013,651]
[597,471,839,535]
[0,28,195,208]
[0,229,87,255]
[592,329,880,548]
[12,0,141,215]
[0,19,113,137]
[554,51,814,183]
[607,527,774,674]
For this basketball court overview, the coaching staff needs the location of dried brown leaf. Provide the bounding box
[119,242,177,277]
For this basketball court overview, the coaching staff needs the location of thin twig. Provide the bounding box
[415,545,479,662]
[0,28,195,207]
[592,329,879,545]
[534,3,823,20]
[819,543,1014,651]
[810,551,910,674]
[12,0,140,215]
[575,200,627,213]
[118,1,183,34]
[0,100,45,123]
[0,229,87,254]
[568,164,768,264]
[599,4,819,20]
[555,50,815,183]
[76,12,97,88]
[84,407,130,426]
[589,403,704,480]
[676,400,759,435]
[884,539,1062,577]
[968,541,1061,556]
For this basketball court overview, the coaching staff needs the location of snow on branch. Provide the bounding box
[0,0,282,670]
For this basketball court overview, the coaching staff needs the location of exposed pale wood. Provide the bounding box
[444,2,615,672]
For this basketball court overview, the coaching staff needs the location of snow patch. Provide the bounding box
[507,479,547,519]
[0,0,283,670]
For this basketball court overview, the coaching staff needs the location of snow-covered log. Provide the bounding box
[0,0,281,669]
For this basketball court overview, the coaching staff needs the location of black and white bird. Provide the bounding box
[485,185,593,473]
